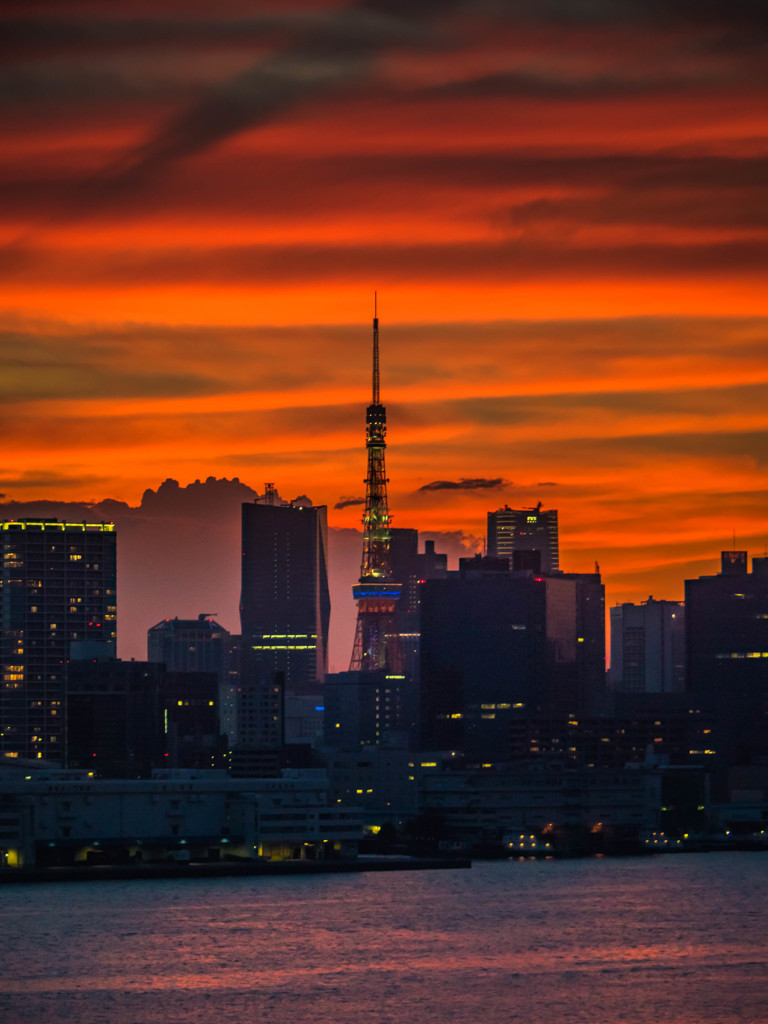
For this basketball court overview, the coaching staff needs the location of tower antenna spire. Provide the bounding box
[372,291,380,405]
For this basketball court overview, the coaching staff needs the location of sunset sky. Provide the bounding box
[3,0,768,647]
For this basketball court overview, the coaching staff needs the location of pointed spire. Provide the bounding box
[372,291,380,406]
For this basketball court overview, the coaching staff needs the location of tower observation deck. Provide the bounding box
[349,300,403,672]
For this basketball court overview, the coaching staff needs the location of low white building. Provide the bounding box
[0,763,361,868]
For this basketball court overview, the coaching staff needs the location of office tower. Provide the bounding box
[349,303,403,672]
[67,656,222,775]
[0,518,116,762]
[161,670,222,769]
[685,551,768,797]
[609,598,685,693]
[147,613,235,739]
[487,502,559,572]
[67,656,166,776]
[228,672,284,778]
[543,568,606,716]
[147,613,229,676]
[240,495,330,695]
[419,566,546,760]
[387,531,449,682]
[419,559,604,762]
[389,529,420,638]
[323,670,404,748]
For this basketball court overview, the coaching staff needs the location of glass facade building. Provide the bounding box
[0,519,116,761]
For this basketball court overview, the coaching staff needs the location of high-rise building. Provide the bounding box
[67,656,165,776]
[419,558,604,762]
[324,670,412,749]
[147,613,235,739]
[240,495,330,696]
[487,502,559,572]
[685,551,768,797]
[609,598,685,694]
[388,530,448,681]
[147,613,230,677]
[0,519,117,762]
[419,565,547,760]
[349,303,403,673]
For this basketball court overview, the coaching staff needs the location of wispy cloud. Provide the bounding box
[418,477,509,492]
[334,495,366,509]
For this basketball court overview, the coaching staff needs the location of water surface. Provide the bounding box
[2,853,767,1023]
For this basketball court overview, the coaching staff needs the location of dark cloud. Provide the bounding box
[0,470,109,491]
[480,0,768,29]
[0,15,291,61]
[4,150,766,238]
[416,66,726,103]
[491,429,768,469]
[0,357,226,404]
[10,0,467,215]
[334,495,366,509]
[418,477,509,492]
[500,187,768,233]
[4,231,768,288]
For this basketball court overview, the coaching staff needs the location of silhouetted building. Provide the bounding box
[147,613,229,676]
[419,560,604,762]
[685,551,768,797]
[240,497,330,695]
[67,657,165,776]
[147,613,234,738]
[487,503,559,572]
[323,670,415,749]
[66,657,223,775]
[388,530,449,681]
[609,598,685,693]
[507,698,709,769]
[0,519,117,762]
[543,569,605,716]
[227,670,284,778]
[420,567,546,760]
[389,529,420,637]
[162,670,223,769]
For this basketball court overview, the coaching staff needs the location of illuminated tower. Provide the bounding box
[240,496,330,695]
[0,518,117,762]
[349,301,403,672]
[487,502,559,573]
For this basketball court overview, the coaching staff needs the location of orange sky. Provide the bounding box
[2,0,768,638]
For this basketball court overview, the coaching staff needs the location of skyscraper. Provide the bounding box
[685,551,768,797]
[0,518,117,761]
[240,494,330,695]
[349,302,403,673]
[147,613,235,741]
[419,558,605,761]
[609,598,685,694]
[147,613,230,677]
[487,502,559,572]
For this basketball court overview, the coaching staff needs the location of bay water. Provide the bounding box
[2,852,767,1023]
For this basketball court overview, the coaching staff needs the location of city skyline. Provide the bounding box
[2,0,768,634]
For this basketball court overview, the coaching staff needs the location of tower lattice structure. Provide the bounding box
[349,303,403,673]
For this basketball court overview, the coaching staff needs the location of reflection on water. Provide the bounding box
[2,853,767,1024]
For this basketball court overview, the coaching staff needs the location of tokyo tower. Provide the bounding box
[349,299,403,672]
